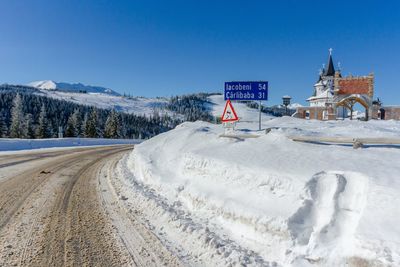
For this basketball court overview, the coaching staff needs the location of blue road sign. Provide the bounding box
[224,81,268,101]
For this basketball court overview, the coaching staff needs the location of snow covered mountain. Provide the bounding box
[28,80,120,96]
[29,80,57,90]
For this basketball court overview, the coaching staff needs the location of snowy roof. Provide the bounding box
[314,80,324,87]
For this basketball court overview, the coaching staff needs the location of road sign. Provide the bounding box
[221,100,239,122]
[224,81,268,101]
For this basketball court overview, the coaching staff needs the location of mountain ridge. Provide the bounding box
[28,80,120,96]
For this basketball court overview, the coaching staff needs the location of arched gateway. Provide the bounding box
[333,73,374,120]
[336,96,370,120]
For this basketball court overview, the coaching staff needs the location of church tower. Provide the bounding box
[308,48,337,108]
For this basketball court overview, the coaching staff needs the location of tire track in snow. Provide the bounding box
[98,151,183,267]
[0,145,161,267]
[0,146,120,229]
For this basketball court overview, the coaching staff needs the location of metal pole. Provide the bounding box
[259,100,262,131]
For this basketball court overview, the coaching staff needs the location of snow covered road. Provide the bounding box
[0,145,181,267]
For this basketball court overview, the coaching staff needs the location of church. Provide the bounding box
[294,49,400,120]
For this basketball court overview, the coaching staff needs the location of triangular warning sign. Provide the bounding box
[221,100,239,122]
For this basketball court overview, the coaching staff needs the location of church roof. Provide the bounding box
[324,53,335,76]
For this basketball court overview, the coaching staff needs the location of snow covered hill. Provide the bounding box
[22,81,175,117]
[29,90,269,120]
[35,89,173,117]
[120,117,400,266]
[29,80,120,96]
[22,83,284,121]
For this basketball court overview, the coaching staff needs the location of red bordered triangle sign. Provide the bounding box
[221,100,239,122]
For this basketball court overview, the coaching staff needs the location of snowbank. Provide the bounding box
[126,118,400,266]
[0,138,139,152]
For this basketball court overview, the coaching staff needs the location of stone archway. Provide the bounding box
[336,95,370,120]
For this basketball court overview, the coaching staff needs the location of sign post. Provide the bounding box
[224,81,268,131]
[259,100,262,131]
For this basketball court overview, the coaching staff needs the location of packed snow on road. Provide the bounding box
[116,115,400,266]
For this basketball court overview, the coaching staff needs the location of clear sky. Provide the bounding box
[1,0,399,105]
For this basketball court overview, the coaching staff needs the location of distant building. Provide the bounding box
[294,49,400,120]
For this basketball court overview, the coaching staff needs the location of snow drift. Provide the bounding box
[125,118,400,266]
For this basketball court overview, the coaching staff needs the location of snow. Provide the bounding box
[28,80,57,90]
[34,89,175,117]
[123,117,400,266]
[289,103,303,109]
[0,138,139,153]
[28,80,120,96]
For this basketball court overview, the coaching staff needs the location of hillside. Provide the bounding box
[0,86,181,140]
[26,81,174,117]
[36,89,173,117]
[0,82,296,141]
[0,84,236,141]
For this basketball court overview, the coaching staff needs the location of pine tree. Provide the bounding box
[9,93,25,138]
[36,104,50,138]
[66,116,75,137]
[74,109,82,136]
[24,113,35,139]
[66,109,81,137]
[84,113,91,138]
[0,112,8,137]
[104,110,121,138]
[81,112,88,136]
[48,121,56,138]
[84,108,98,138]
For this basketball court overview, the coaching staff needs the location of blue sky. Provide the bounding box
[1,0,399,105]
